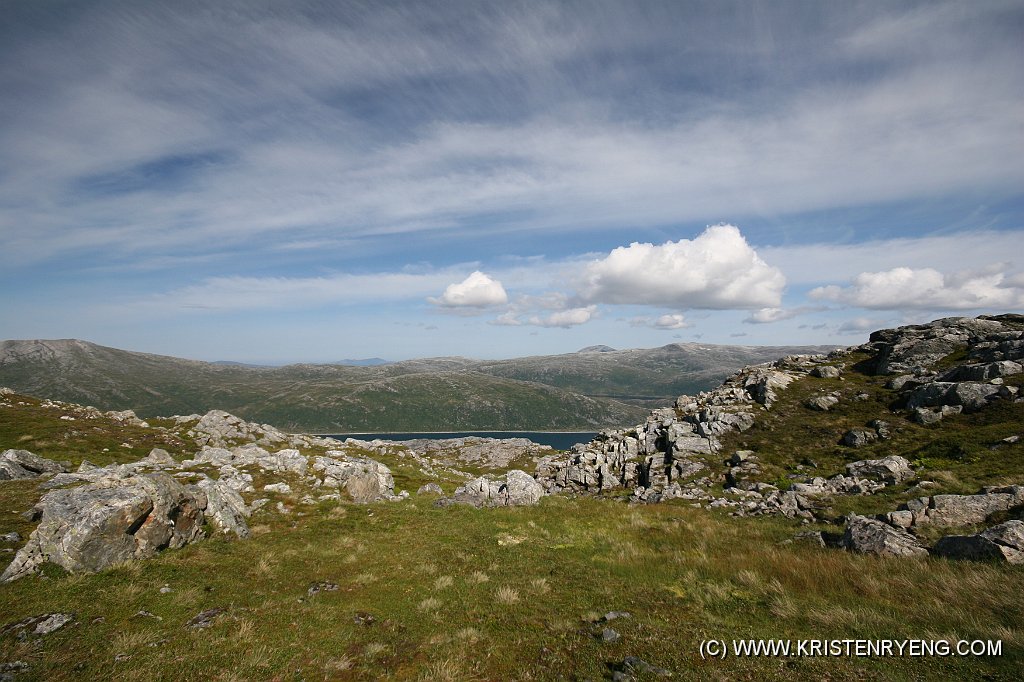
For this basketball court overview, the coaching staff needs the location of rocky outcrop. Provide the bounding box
[866,316,1010,375]
[932,520,1024,564]
[443,470,545,508]
[883,486,1024,528]
[195,478,250,538]
[845,456,915,485]
[0,450,69,481]
[312,454,400,503]
[534,357,815,499]
[393,437,552,470]
[183,410,335,450]
[842,515,928,558]
[1,473,206,581]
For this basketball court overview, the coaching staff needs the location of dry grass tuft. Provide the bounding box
[418,597,442,611]
[434,575,454,590]
[468,571,490,584]
[529,577,550,594]
[495,586,520,605]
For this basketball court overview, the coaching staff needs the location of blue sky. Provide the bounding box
[1,0,1023,363]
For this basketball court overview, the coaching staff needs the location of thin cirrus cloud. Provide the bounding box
[811,265,1024,311]
[428,271,508,308]
[631,314,691,330]
[576,225,785,310]
[528,306,597,329]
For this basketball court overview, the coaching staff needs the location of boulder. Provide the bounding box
[0,450,69,480]
[921,492,1016,527]
[417,483,444,496]
[842,515,928,558]
[804,395,839,411]
[195,478,250,538]
[1,473,205,581]
[932,520,1024,564]
[841,428,878,448]
[446,470,545,508]
[810,365,842,379]
[845,456,915,485]
[907,382,1000,412]
[312,455,396,503]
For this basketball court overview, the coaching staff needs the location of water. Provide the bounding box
[324,431,598,451]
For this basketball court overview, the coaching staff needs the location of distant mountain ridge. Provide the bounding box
[0,338,836,431]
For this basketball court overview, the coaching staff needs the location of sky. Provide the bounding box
[1,0,1023,364]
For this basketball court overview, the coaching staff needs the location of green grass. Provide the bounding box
[1,497,1021,680]
[2,348,1023,680]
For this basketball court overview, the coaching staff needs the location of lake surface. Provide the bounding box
[325,431,598,450]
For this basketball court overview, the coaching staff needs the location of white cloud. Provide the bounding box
[810,265,1024,311]
[133,269,463,312]
[743,305,824,324]
[631,313,691,330]
[527,306,596,328]
[429,271,508,308]
[576,225,785,309]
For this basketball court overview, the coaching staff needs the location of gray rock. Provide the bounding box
[0,450,68,480]
[446,470,545,508]
[1,473,205,581]
[0,532,20,543]
[417,483,444,496]
[804,395,839,411]
[845,456,915,485]
[933,520,1024,564]
[313,455,397,503]
[907,381,1000,412]
[843,515,928,558]
[600,627,621,643]
[262,482,291,494]
[32,612,74,635]
[185,607,225,629]
[810,365,842,379]
[841,428,878,448]
[195,478,250,538]
[146,448,176,465]
[919,492,1017,527]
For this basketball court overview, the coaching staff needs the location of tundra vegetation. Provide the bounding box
[0,315,1022,680]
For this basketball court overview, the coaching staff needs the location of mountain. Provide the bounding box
[0,338,833,432]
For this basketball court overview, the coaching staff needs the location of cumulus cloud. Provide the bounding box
[527,306,596,328]
[429,271,508,308]
[810,265,1024,311]
[576,225,785,309]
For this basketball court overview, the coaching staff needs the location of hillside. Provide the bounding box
[0,314,1021,680]
[0,339,832,431]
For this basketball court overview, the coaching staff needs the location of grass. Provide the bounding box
[1,347,1023,680]
[1,493,1022,680]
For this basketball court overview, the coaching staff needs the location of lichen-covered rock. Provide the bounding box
[804,395,839,411]
[1,473,205,581]
[841,428,878,448]
[932,520,1024,564]
[445,470,545,507]
[312,454,397,503]
[845,456,915,485]
[0,450,69,481]
[842,515,928,558]
[195,478,250,538]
